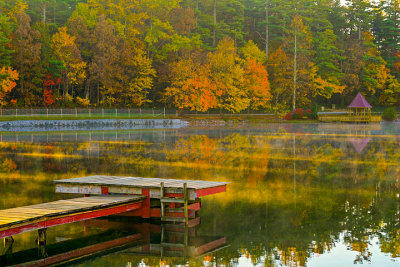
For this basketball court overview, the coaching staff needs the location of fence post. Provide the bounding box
[46,108,48,118]
[15,108,17,117]
[115,108,117,117]
[163,107,166,118]
[61,108,63,117]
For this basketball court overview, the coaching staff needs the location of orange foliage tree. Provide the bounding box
[243,58,271,110]
[164,58,220,112]
[165,38,272,113]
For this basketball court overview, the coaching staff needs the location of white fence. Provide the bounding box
[0,108,174,118]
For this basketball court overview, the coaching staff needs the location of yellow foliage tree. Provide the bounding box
[51,27,86,96]
[0,67,18,106]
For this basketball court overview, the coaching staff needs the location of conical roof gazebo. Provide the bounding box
[347,92,372,122]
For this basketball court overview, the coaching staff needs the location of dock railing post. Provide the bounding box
[184,183,188,225]
[160,182,165,218]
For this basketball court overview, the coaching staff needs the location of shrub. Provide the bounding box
[284,112,293,120]
[292,108,304,119]
[382,107,397,121]
[305,105,318,120]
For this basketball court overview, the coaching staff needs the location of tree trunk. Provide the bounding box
[293,21,297,111]
[195,0,199,28]
[97,82,100,105]
[43,4,46,24]
[213,0,217,47]
[265,2,269,59]
[84,81,89,99]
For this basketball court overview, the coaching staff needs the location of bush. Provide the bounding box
[306,105,319,120]
[382,107,397,121]
[292,108,304,119]
[284,107,318,120]
[284,112,293,120]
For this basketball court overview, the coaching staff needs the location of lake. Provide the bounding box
[0,122,399,266]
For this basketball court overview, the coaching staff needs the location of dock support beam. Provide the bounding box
[37,228,48,258]
[184,183,188,225]
[37,228,47,245]
[2,236,14,255]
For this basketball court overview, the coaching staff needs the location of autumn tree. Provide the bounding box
[359,32,390,98]
[11,6,42,106]
[164,55,220,112]
[0,67,18,106]
[103,43,155,107]
[51,26,86,99]
[267,46,293,109]
[241,41,271,109]
[165,38,271,112]
[89,15,119,105]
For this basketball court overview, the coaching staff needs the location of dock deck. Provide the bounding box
[0,195,144,239]
[54,175,228,200]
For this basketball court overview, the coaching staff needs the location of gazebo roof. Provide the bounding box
[348,92,372,108]
[349,138,371,154]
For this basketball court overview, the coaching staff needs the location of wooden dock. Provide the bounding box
[54,176,227,222]
[1,175,228,265]
[0,196,144,239]
[54,175,228,200]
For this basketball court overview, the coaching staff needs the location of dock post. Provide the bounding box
[160,224,165,260]
[184,183,188,225]
[183,225,188,259]
[160,182,165,218]
[37,228,47,245]
[3,236,14,255]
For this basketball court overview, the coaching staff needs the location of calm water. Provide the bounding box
[0,122,399,266]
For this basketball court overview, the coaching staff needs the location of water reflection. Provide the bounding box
[0,123,399,266]
[1,217,227,266]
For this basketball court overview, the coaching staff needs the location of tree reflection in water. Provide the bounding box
[0,123,399,266]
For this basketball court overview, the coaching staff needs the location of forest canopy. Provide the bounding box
[0,0,399,111]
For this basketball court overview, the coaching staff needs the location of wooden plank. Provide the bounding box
[0,196,145,236]
[160,242,185,248]
[160,198,185,204]
[161,216,186,223]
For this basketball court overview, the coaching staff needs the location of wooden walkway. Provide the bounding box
[0,196,144,239]
[319,115,381,122]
